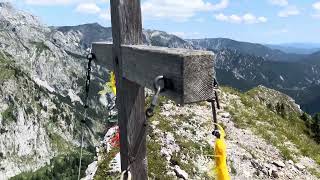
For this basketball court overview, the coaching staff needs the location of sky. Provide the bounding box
[5,0,320,44]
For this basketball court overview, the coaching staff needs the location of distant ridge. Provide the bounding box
[189,38,305,62]
[266,44,320,55]
[55,23,320,114]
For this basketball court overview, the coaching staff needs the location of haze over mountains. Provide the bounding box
[266,43,320,55]
[57,23,320,114]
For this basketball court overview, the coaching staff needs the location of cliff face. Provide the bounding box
[1,53,69,178]
[0,2,85,95]
[0,3,107,179]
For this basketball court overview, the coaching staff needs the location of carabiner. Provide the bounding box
[146,75,166,118]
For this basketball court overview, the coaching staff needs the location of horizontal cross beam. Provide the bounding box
[92,43,215,105]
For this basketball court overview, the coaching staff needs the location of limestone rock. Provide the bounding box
[174,165,189,180]
[271,170,279,178]
[81,161,98,180]
[273,160,286,168]
[295,163,305,170]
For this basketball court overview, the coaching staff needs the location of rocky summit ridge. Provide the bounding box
[88,86,320,179]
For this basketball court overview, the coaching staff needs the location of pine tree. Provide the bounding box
[312,113,320,143]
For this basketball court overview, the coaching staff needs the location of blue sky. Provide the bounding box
[6,0,320,44]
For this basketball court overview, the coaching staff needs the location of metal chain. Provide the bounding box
[77,53,95,180]
[209,78,221,138]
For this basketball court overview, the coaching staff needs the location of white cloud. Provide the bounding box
[75,3,101,14]
[229,15,242,23]
[25,0,73,5]
[278,6,300,17]
[99,10,111,20]
[74,2,110,20]
[170,31,202,38]
[171,32,186,37]
[214,13,267,24]
[142,0,229,21]
[23,0,108,6]
[312,2,320,18]
[211,0,229,10]
[313,1,320,10]
[268,0,288,7]
[215,13,229,21]
[268,0,301,18]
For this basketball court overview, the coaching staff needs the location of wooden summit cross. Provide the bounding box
[92,0,215,179]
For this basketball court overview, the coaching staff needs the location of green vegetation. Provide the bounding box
[311,113,320,143]
[0,52,15,80]
[147,137,173,180]
[0,65,15,80]
[1,105,16,124]
[146,96,213,179]
[10,123,94,180]
[94,147,120,180]
[49,133,72,153]
[10,152,94,180]
[222,86,320,165]
[309,167,320,179]
[230,160,237,175]
[300,112,320,144]
[145,97,176,179]
[31,41,50,55]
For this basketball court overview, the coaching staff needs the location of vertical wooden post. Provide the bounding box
[110,0,147,179]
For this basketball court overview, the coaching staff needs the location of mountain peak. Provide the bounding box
[0,1,42,28]
[0,2,13,9]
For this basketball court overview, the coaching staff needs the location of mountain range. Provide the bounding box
[266,44,320,55]
[56,23,320,115]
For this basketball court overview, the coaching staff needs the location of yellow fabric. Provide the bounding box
[213,123,230,180]
[98,72,117,96]
[109,72,116,95]
[98,82,109,95]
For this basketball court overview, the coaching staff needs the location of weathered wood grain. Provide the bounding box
[110,0,147,179]
[92,43,215,104]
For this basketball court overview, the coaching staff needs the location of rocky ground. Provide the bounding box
[83,86,320,180]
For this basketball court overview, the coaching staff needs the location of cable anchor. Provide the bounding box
[146,75,166,118]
